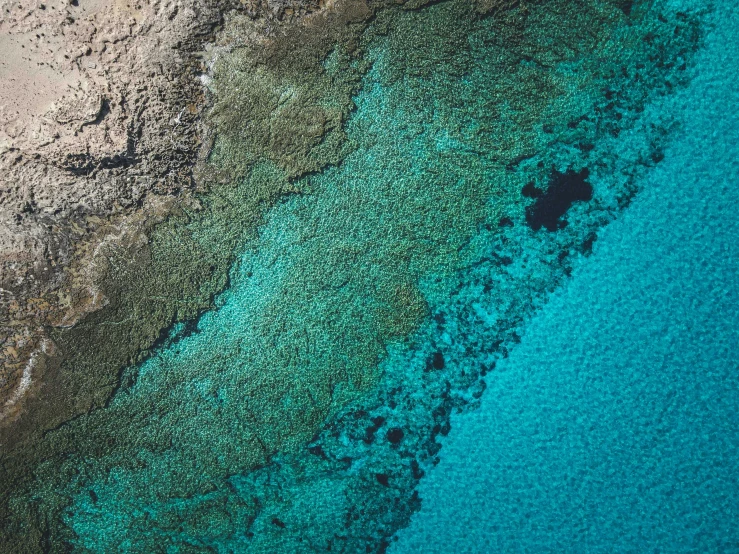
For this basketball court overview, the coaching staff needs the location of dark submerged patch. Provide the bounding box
[525,168,593,231]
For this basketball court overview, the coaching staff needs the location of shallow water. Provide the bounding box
[393,2,739,551]
[5,0,732,551]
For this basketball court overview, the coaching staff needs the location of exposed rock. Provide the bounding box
[0,0,236,424]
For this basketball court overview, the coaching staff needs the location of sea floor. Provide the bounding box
[393,1,739,551]
[2,0,737,551]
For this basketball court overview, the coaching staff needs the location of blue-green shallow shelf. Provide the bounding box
[394,2,739,551]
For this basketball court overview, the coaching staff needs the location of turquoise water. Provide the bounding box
[393,1,739,551]
[15,0,732,551]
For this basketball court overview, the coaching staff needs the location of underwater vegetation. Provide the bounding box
[393,3,739,549]
[0,0,710,551]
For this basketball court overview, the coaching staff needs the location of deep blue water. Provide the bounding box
[393,2,739,551]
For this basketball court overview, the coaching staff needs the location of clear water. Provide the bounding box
[9,0,736,551]
[393,2,739,551]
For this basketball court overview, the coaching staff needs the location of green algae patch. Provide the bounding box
[206,0,374,180]
[0,0,705,550]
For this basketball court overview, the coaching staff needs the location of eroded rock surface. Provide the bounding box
[0,0,236,424]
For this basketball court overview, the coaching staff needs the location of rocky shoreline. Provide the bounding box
[0,0,359,428]
[0,0,231,425]
[0,0,385,547]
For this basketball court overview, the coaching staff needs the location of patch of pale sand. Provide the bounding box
[0,337,53,427]
[0,32,93,149]
[79,0,144,22]
[0,0,149,154]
